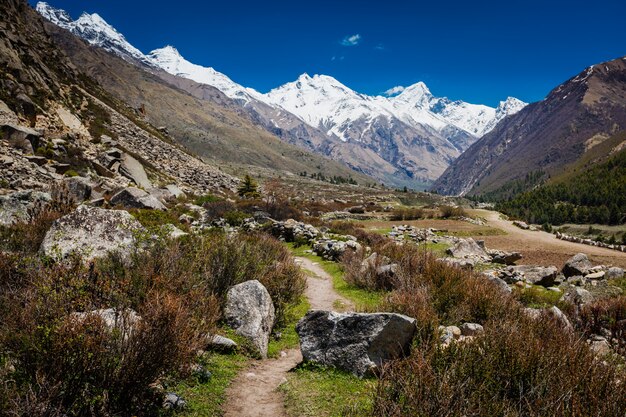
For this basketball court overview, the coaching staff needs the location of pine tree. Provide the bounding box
[237,174,260,198]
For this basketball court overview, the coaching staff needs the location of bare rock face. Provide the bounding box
[563,253,593,277]
[110,187,166,210]
[224,280,275,358]
[296,311,416,377]
[41,205,145,261]
[0,123,41,153]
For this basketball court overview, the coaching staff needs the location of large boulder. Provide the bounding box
[0,190,50,225]
[41,205,145,261]
[562,253,593,277]
[110,187,166,210]
[446,238,489,260]
[224,280,275,358]
[509,265,559,287]
[0,123,41,153]
[72,308,141,337]
[296,311,416,377]
[488,249,522,265]
[606,267,624,280]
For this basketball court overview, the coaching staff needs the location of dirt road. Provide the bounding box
[475,209,626,268]
[223,257,351,417]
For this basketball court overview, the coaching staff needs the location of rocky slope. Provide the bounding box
[0,0,239,197]
[35,2,526,189]
[432,56,626,196]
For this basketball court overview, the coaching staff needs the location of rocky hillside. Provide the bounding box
[0,0,239,197]
[432,56,626,196]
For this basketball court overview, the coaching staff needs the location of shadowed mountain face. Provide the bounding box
[432,57,626,196]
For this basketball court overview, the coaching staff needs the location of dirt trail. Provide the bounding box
[476,209,626,268]
[223,256,350,417]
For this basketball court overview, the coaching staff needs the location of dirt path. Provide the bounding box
[222,256,350,417]
[476,209,626,268]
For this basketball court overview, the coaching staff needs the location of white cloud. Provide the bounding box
[340,34,361,46]
[384,86,405,96]
[374,43,385,50]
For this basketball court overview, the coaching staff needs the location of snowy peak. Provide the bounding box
[147,46,263,103]
[36,2,72,26]
[496,97,527,115]
[36,1,148,65]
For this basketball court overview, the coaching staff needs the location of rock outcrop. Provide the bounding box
[41,205,145,261]
[224,280,275,358]
[296,311,416,377]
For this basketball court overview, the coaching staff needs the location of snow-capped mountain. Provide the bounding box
[36,2,151,66]
[148,46,265,104]
[35,1,527,189]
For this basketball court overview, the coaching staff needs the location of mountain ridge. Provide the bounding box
[35,1,527,189]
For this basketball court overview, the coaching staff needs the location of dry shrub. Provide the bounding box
[574,296,626,356]
[439,205,466,219]
[0,254,214,416]
[327,220,364,235]
[390,207,424,221]
[373,315,626,416]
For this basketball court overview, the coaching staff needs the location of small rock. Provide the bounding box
[460,323,484,336]
[163,393,186,410]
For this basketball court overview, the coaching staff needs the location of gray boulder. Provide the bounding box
[606,267,624,280]
[41,205,144,261]
[446,238,489,260]
[110,187,166,210]
[72,308,141,340]
[562,253,593,277]
[205,334,238,352]
[55,177,92,203]
[0,190,51,226]
[0,123,41,153]
[460,323,484,336]
[296,311,416,377]
[224,280,275,358]
[561,287,594,306]
[163,393,186,410]
[119,154,151,189]
[488,250,522,265]
[509,265,558,287]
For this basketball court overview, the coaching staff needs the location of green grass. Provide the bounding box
[435,228,507,237]
[280,363,375,417]
[418,241,450,257]
[268,296,311,358]
[175,352,248,417]
[515,285,562,308]
[286,243,384,310]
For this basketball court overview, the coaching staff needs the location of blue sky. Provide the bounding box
[31,0,626,106]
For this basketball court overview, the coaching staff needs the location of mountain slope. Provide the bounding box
[432,56,626,196]
[35,1,527,189]
[42,18,371,184]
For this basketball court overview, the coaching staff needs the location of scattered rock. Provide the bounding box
[488,249,522,265]
[585,271,605,280]
[561,287,594,306]
[205,334,238,352]
[110,187,166,210]
[509,265,559,287]
[606,267,624,280]
[41,205,145,261]
[0,123,41,153]
[224,280,275,358]
[296,311,416,377]
[460,323,484,336]
[163,393,186,410]
[563,253,593,277]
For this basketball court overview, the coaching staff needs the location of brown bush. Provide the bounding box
[439,205,466,219]
[373,315,626,416]
[390,207,424,221]
[573,296,626,356]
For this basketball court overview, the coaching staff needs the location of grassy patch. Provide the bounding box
[175,352,248,417]
[280,363,375,417]
[268,296,311,358]
[515,285,562,308]
[418,241,450,257]
[435,227,506,237]
[286,243,384,310]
